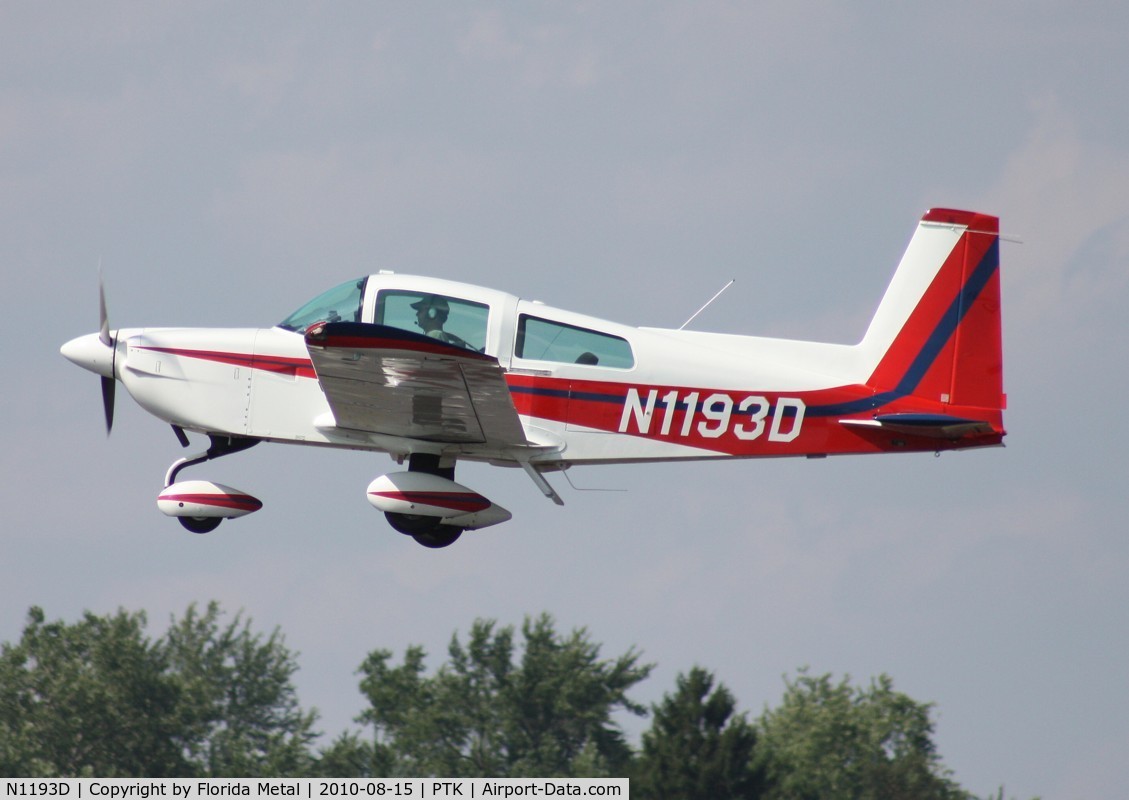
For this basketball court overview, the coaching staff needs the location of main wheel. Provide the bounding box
[179,516,222,534]
[412,529,462,549]
[384,512,463,548]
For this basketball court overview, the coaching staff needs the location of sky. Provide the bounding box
[3,2,1128,796]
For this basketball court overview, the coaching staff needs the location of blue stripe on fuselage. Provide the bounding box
[506,236,999,422]
[807,236,999,417]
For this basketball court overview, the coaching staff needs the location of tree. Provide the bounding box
[0,606,187,776]
[0,603,317,777]
[755,670,970,800]
[308,731,380,778]
[1,604,1022,793]
[163,601,318,776]
[635,667,766,799]
[354,613,652,777]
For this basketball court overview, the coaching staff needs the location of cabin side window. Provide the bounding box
[515,314,634,369]
[375,290,489,352]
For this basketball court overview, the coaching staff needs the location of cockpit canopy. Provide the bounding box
[277,274,636,369]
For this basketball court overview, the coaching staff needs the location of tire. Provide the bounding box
[179,516,222,534]
[412,528,462,549]
[385,512,462,548]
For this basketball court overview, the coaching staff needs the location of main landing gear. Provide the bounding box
[157,432,511,548]
[385,512,464,549]
[384,454,464,549]
[370,453,512,549]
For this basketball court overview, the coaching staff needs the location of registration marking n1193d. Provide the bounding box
[618,387,805,442]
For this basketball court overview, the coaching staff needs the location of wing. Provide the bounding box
[304,322,530,448]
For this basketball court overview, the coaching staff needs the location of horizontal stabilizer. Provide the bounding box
[841,413,995,440]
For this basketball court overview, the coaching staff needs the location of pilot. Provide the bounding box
[411,294,473,349]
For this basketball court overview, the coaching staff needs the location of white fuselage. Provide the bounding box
[60,209,1007,541]
[67,211,1007,473]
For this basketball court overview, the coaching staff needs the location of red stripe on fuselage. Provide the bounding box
[137,346,317,379]
[505,373,1002,456]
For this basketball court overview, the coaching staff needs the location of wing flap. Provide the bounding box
[305,322,529,448]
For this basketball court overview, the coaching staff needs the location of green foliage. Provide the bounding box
[307,731,379,778]
[0,604,1023,795]
[0,603,316,777]
[755,670,970,800]
[0,606,186,776]
[164,601,318,776]
[355,613,652,778]
[635,667,766,799]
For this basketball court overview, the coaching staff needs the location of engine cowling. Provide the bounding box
[157,480,263,519]
[367,472,512,530]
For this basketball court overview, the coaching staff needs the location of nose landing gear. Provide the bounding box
[159,432,262,534]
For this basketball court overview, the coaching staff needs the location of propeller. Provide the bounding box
[98,273,117,434]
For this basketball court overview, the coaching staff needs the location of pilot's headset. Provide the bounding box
[414,295,449,323]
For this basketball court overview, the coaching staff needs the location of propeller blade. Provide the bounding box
[98,272,111,348]
[101,375,116,434]
[98,270,117,434]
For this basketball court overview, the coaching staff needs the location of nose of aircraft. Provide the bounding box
[60,332,116,379]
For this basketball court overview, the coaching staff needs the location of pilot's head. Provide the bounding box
[411,294,450,330]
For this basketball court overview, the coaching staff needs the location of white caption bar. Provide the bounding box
[1,779,628,800]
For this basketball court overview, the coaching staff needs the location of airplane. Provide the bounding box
[61,208,1006,548]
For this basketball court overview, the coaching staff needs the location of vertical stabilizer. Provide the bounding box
[859,209,1004,413]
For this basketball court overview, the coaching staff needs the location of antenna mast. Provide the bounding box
[679,279,735,330]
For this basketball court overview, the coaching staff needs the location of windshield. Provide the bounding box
[277,277,367,332]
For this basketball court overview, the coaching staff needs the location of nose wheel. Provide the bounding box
[178,516,223,534]
[160,432,262,534]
